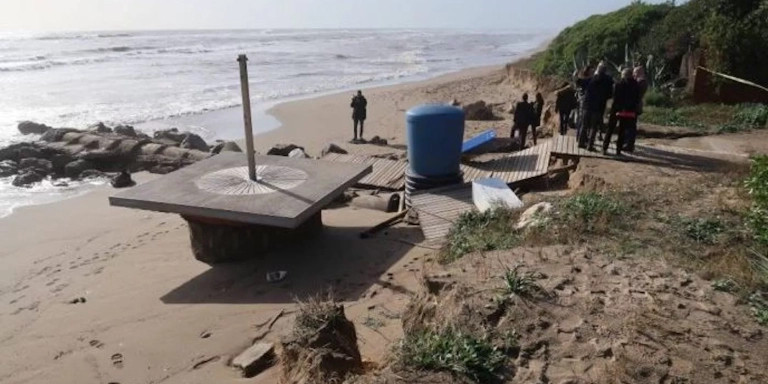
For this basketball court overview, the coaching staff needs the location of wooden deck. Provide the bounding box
[462,143,551,184]
[550,133,620,159]
[320,153,408,190]
[410,184,475,243]
[110,153,371,228]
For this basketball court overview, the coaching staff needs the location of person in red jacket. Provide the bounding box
[603,68,641,156]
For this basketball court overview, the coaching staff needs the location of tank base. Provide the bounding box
[182,213,323,264]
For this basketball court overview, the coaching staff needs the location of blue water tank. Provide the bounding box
[406,104,465,177]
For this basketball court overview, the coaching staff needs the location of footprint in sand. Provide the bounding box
[89,339,104,349]
[111,353,124,369]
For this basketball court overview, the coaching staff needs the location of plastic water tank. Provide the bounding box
[406,104,465,177]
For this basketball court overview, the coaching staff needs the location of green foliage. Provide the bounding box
[733,104,768,128]
[642,106,693,127]
[442,208,520,264]
[399,329,506,383]
[712,278,737,292]
[749,292,768,326]
[644,88,675,108]
[642,103,768,133]
[746,156,768,246]
[560,192,627,231]
[499,266,542,299]
[534,2,674,77]
[677,216,724,245]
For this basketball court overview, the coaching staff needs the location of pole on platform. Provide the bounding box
[237,54,257,181]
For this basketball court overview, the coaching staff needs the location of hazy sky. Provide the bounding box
[1,0,668,32]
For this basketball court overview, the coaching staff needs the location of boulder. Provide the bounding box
[180,133,209,152]
[211,141,242,154]
[267,144,304,157]
[79,169,108,180]
[64,159,96,179]
[12,170,45,187]
[113,125,137,137]
[88,122,112,133]
[153,128,185,144]
[40,128,80,142]
[19,158,53,173]
[288,148,309,159]
[110,170,135,188]
[369,136,388,146]
[320,143,348,157]
[463,100,497,121]
[17,121,51,135]
[0,160,18,177]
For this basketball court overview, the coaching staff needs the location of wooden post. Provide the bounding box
[238,54,257,181]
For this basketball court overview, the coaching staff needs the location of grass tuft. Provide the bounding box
[441,208,520,264]
[499,266,542,299]
[293,293,345,341]
[398,329,506,383]
[749,292,768,326]
[678,216,724,245]
[560,192,627,232]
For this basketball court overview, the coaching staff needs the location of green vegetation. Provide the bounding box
[746,156,768,247]
[560,192,628,232]
[642,103,768,133]
[749,293,768,326]
[399,329,506,383]
[535,0,768,87]
[499,266,542,299]
[676,216,724,245]
[441,208,520,264]
[644,88,675,108]
[712,278,737,293]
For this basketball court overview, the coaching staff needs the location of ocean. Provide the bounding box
[0,29,549,217]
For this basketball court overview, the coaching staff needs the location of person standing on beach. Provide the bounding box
[579,62,613,151]
[555,86,578,135]
[603,68,640,156]
[531,93,545,146]
[512,93,534,149]
[624,66,648,152]
[574,65,593,140]
[351,90,367,142]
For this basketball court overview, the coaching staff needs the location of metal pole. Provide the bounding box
[238,54,257,181]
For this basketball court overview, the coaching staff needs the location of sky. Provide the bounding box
[0,0,670,32]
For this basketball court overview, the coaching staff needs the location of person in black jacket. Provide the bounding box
[512,93,535,149]
[531,93,545,145]
[555,86,578,135]
[603,68,640,156]
[579,62,614,151]
[350,90,367,141]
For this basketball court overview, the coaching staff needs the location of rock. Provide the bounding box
[110,170,135,188]
[51,154,75,175]
[211,141,242,154]
[149,164,177,174]
[88,122,112,133]
[0,160,18,177]
[17,145,43,160]
[79,169,108,180]
[268,144,304,157]
[320,143,348,157]
[153,128,185,144]
[40,128,79,142]
[369,136,388,146]
[463,100,497,121]
[288,148,309,158]
[232,342,275,378]
[19,158,53,173]
[113,125,137,137]
[12,170,45,187]
[17,121,51,135]
[64,159,96,179]
[516,202,553,230]
[180,133,209,152]
[52,180,69,187]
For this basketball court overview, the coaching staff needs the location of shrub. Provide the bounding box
[678,217,724,245]
[499,266,542,299]
[399,329,506,383]
[442,208,520,264]
[746,155,768,246]
[644,89,675,108]
[560,192,627,232]
[733,104,768,129]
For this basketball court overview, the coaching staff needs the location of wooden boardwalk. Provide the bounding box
[320,153,408,190]
[550,133,619,159]
[462,143,551,184]
[410,184,475,243]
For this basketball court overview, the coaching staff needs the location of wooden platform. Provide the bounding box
[410,184,474,243]
[320,153,407,190]
[110,153,371,228]
[461,143,551,184]
[550,133,620,159]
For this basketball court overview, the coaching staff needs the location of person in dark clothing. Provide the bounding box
[574,66,593,140]
[512,93,535,149]
[603,68,640,156]
[531,93,545,145]
[350,90,367,141]
[579,62,614,151]
[555,86,578,135]
[623,66,648,152]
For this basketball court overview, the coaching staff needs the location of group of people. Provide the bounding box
[555,61,648,155]
[511,92,546,149]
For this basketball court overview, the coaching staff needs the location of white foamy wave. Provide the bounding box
[0,177,106,218]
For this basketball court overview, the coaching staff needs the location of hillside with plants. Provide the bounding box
[534,0,768,87]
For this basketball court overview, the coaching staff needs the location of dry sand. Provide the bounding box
[0,63,518,384]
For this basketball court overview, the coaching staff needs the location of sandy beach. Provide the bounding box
[0,63,521,384]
